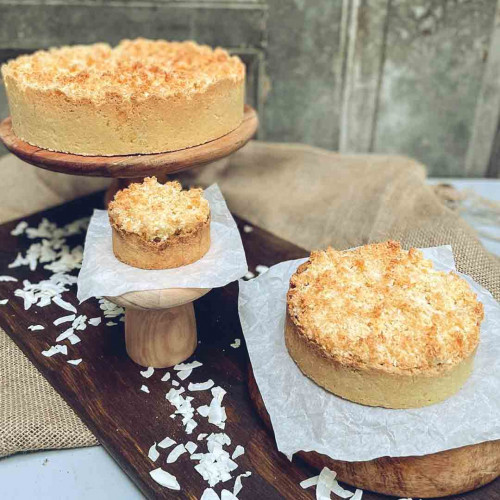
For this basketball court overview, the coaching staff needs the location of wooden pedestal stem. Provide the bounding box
[106,288,210,368]
[125,303,197,368]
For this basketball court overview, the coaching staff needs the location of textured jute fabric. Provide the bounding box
[0,142,498,457]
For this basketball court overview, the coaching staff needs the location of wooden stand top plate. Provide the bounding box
[0,105,258,178]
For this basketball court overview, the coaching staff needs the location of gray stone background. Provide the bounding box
[1,0,499,177]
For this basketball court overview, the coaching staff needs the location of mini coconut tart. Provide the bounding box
[286,241,484,409]
[108,177,210,270]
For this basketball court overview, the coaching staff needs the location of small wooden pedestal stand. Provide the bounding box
[0,106,258,368]
[106,288,211,368]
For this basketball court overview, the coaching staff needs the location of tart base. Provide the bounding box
[4,77,244,156]
[285,313,476,409]
[111,217,210,270]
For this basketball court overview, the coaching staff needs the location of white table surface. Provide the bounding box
[0,178,498,500]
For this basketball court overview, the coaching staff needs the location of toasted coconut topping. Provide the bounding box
[287,241,483,372]
[108,177,209,242]
[2,38,245,101]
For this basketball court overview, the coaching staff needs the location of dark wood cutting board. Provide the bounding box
[0,192,497,500]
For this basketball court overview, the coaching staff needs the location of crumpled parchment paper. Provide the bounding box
[77,184,247,302]
[238,246,500,461]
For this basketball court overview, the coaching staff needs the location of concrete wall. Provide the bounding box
[1,0,499,176]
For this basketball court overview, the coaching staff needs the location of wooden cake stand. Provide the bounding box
[0,106,258,368]
[248,367,500,498]
[0,105,258,206]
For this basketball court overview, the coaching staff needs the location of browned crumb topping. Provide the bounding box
[287,241,483,372]
[108,177,209,242]
[1,38,245,100]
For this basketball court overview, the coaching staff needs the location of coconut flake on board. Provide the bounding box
[88,317,101,326]
[28,325,44,331]
[158,436,176,449]
[148,443,160,462]
[0,276,17,282]
[140,385,150,394]
[231,445,244,460]
[42,345,68,357]
[67,359,82,366]
[54,314,76,326]
[161,372,171,382]
[201,488,220,500]
[188,380,215,392]
[174,361,203,371]
[177,369,192,381]
[233,472,251,496]
[140,366,154,378]
[68,334,81,345]
[149,468,180,490]
[167,444,187,464]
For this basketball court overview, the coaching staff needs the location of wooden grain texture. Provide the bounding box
[0,192,498,499]
[0,106,258,178]
[248,368,500,499]
[124,304,198,369]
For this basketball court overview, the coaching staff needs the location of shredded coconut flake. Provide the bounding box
[185,441,198,454]
[233,472,251,496]
[197,433,208,441]
[158,436,176,449]
[161,372,171,382]
[88,317,102,326]
[140,385,150,393]
[201,488,220,500]
[221,490,238,500]
[230,339,241,349]
[42,344,68,357]
[148,443,160,462]
[167,444,187,463]
[0,299,8,305]
[28,324,44,331]
[67,358,82,366]
[172,380,180,387]
[0,275,17,282]
[231,445,244,460]
[188,379,215,392]
[300,475,319,489]
[316,467,338,500]
[140,366,154,378]
[331,480,355,499]
[68,334,81,345]
[53,295,77,313]
[174,360,202,371]
[244,271,255,280]
[54,314,76,325]
[177,368,192,380]
[351,489,363,500]
[106,321,117,326]
[11,221,28,236]
[56,327,74,342]
[243,225,253,233]
[149,467,180,490]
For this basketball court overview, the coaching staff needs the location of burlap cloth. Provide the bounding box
[0,141,498,458]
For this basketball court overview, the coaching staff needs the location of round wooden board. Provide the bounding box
[0,105,258,178]
[248,367,500,498]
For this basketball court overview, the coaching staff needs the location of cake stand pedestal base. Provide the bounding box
[107,288,210,368]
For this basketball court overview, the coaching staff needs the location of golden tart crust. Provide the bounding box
[285,241,484,408]
[108,177,210,270]
[1,38,245,156]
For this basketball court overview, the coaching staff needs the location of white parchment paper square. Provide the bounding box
[238,246,500,461]
[77,184,247,302]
